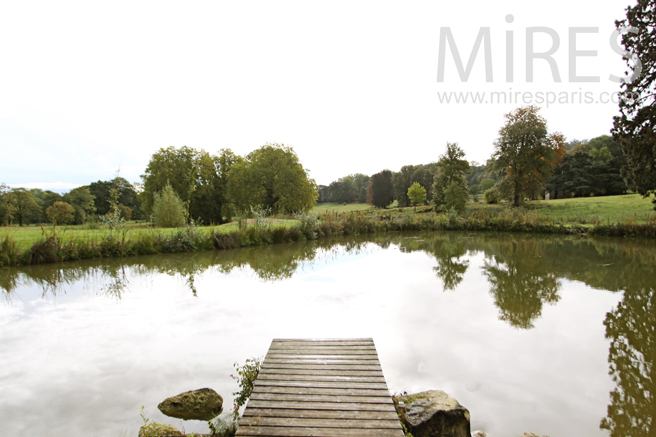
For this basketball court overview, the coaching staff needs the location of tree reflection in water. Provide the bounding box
[2,231,655,432]
[481,240,560,329]
[601,286,655,437]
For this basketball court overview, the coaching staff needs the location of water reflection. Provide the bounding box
[3,233,656,325]
[1,232,655,436]
[601,286,655,437]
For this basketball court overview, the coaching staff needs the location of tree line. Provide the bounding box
[0,178,143,226]
[0,142,318,227]
[318,106,631,211]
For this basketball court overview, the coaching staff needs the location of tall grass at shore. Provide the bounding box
[1,208,655,267]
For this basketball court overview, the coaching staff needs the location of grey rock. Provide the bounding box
[138,422,184,437]
[157,388,223,421]
[395,390,470,437]
[472,431,487,437]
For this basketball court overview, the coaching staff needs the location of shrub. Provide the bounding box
[46,201,76,225]
[484,187,500,204]
[443,181,468,212]
[152,184,186,228]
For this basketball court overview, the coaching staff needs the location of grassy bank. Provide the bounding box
[1,200,656,267]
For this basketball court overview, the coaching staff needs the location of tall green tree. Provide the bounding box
[64,187,96,224]
[366,170,394,208]
[152,183,187,228]
[141,146,199,215]
[407,182,427,208]
[0,183,16,225]
[492,106,557,207]
[89,178,143,219]
[611,0,656,208]
[392,165,419,207]
[432,143,470,208]
[46,201,76,225]
[10,188,42,226]
[227,143,318,214]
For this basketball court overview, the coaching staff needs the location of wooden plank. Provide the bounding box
[239,417,402,429]
[261,364,382,371]
[261,368,384,377]
[237,427,403,436]
[268,348,377,354]
[242,408,399,421]
[257,374,386,383]
[272,338,374,343]
[254,380,389,390]
[246,400,394,412]
[236,338,403,437]
[249,392,394,404]
[264,358,379,365]
[254,385,391,397]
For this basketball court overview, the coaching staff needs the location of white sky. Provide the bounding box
[0,0,635,189]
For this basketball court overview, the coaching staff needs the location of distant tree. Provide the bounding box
[407,182,427,209]
[611,0,656,209]
[0,183,16,225]
[546,152,627,198]
[10,188,42,226]
[392,165,419,207]
[89,177,143,219]
[141,146,199,215]
[189,149,240,223]
[29,189,62,223]
[64,186,96,224]
[443,180,468,212]
[492,106,558,206]
[411,168,434,202]
[479,178,495,192]
[152,183,187,228]
[432,143,470,209]
[46,201,76,225]
[117,204,132,221]
[227,143,318,214]
[367,170,394,208]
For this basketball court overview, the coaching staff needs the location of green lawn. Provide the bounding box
[1,219,299,250]
[526,194,655,224]
[312,202,376,213]
[3,194,654,251]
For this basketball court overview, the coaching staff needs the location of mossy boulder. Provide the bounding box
[158,388,223,421]
[138,422,184,437]
[395,390,470,437]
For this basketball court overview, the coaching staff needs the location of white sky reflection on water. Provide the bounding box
[0,240,622,437]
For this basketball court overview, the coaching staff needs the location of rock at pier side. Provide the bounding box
[138,422,184,437]
[395,390,471,437]
[157,388,223,421]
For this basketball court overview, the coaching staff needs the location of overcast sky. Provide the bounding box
[0,0,635,190]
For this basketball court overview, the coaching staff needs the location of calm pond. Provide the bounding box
[1,232,654,437]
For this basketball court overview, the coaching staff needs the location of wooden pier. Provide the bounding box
[235,338,404,437]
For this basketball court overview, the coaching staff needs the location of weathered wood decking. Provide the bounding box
[235,338,404,437]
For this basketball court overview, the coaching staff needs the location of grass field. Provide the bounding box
[312,202,377,213]
[1,194,654,251]
[1,219,299,250]
[468,193,655,224]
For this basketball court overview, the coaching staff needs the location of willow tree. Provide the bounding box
[611,0,656,209]
[227,143,318,214]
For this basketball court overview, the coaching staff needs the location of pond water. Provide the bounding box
[1,232,654,437]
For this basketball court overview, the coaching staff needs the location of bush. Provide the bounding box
[484,188,500,204]
[152,184,186,228]
[46,201,76,225]
[444,181,468,212]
